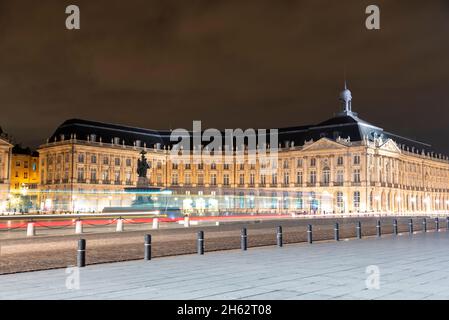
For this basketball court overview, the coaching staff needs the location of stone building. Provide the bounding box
[9,145,40,211]
[37,85,449,214]
[0,129,12,210]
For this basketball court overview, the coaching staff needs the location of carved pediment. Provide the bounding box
[378,139,401,154]
[302,138,348,152]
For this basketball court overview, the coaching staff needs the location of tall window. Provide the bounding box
[250,173,255,185]
[77,168,84,181]
[336,192,344,210]
[78,153,84,163]
[283,172,289,185]
[115,158,120,166]
[272,173,277,185]
[353,191,361,209]
[197,174,204,185]
[90,169,97,182]
[184,173,191,185]
[239,174,245,185]
[337,156,344,166]
[310,158,316,167]
[223,174,230,186]
[310,170,316,184]
[297,159,303,168]
[91,155,97,164]
[322,167,330,184]
[126,158,131,166]
[353,154,360,165]
[353,169,361,183]
[296,192,303,209]
[103,156,109,165]
[296,171,303,185]
[171,174,178,185]
[210,174,217,186]
[211,162,216,170]
[260,174,266,185]
[337,170,344,184]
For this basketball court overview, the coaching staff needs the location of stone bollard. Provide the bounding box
[116,218,124,232]
[241,228,248,251]
[356,221,362,239]
[276,226,283,247]
[184,216,190,228]
[447,217,449,231]
[393,219,398,236]
[409,219,413,235]
[75,220,83,234]
[334,223,340,241]
[423,218,427,233]
[144,234,152,261]
[307,224,313,244]
[197,231,204,255]
[26,222,35,237]
[77,239,86,267]
[152,218,159,230]
[376,220,381,238]
[435,217,439,232]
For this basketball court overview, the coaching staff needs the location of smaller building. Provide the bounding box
[9,145,39,212]
[0,130,12,211]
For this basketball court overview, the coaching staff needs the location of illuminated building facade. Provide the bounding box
[9,145,40,211]
[37,85,449,214]
[0,133,12,210]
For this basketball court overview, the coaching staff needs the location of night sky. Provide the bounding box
[1,0,449,152]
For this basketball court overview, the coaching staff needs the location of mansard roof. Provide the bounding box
[45,113,438,157]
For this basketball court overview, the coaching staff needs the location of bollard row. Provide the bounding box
[73,216,449,267]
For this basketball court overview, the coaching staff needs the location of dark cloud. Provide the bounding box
[0,0,448,152]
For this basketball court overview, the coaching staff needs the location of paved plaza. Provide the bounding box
[1,232,449,299]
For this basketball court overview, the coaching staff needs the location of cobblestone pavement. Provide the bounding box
[0,216,439,274]
[1,231,449,299]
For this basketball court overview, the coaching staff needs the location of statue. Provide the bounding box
[137,150,150,178]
